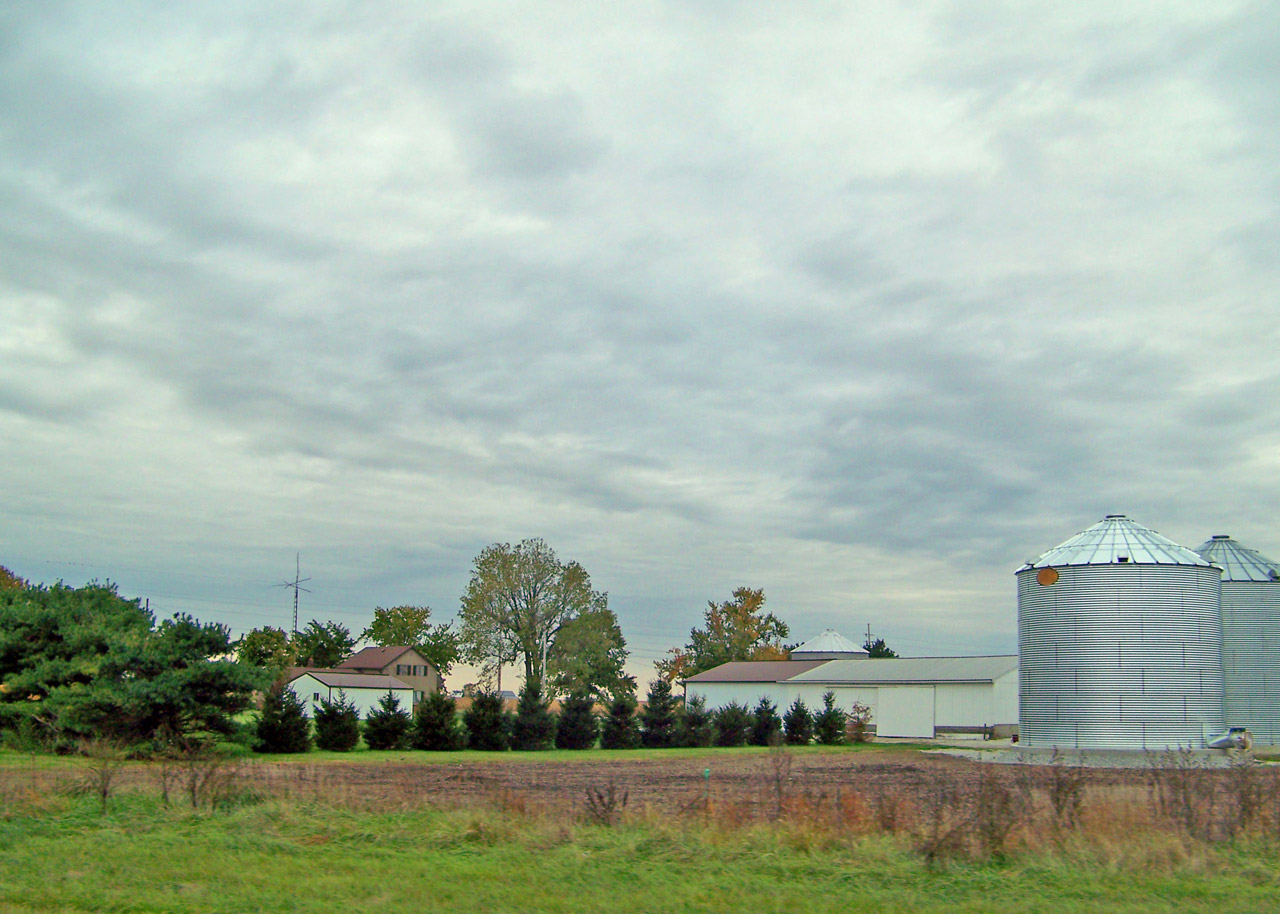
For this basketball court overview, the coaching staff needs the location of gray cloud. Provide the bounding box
[2,1,1279,678]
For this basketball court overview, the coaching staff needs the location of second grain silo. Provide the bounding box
[1017,515,1224,749]
[1195,535,1280,746]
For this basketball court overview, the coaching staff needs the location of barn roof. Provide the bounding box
[789,655,1018,685]
[683,660,829,683]
[291,670,411,690]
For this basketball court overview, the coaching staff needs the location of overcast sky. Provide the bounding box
[3,1,1278,683]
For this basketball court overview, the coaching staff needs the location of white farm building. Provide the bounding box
[683,649,1018,739]
[287,670,415,719]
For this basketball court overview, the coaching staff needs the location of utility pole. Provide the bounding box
[275,553,311,635]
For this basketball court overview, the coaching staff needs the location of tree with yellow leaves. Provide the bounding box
[655,587,790,682]
[0,565,24,590]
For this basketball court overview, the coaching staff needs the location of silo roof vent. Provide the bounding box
[1018,515,1215,571]
[1194,535,1280,582]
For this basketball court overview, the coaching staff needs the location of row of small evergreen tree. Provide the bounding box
[256,679,856,753]
[634,680,852,748]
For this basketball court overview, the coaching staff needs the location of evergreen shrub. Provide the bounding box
[313,690,359,752]
[363,691,411,751]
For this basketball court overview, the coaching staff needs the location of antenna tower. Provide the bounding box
[275,553,312,634]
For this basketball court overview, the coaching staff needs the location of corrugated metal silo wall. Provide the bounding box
[1018,564,1224,749]
[1222,581,1280,745]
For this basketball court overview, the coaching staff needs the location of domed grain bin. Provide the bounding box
[1195,535,1280,746]
[1017,515,1224,749]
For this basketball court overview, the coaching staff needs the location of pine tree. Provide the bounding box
[313,690,359,752]
[511,681,555,751]
[255,685,311,754]
[363,691,411,750]
[813,690,847,745]
[463,690,509,751]
[676,694,715,747]
[600,691,641,750]
[714,701,753,747]
[750,696,782,746]
[411,691,462,751]
[640,679,679,749]
[555,692,599,750]
[783,697,813,745]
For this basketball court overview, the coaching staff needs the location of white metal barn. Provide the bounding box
[287,670,415,719]
[684,655,1019,738]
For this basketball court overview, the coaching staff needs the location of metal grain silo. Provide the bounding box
[1017,515,1224,749]
[1195,535,1280,746]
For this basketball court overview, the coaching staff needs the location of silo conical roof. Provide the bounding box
[792,629,865,656]
[1195,535,1280,582]
[1019,514,1214,571]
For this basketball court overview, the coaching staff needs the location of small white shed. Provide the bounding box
[287,670,415,719]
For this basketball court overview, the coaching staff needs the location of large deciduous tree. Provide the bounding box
[546,606,632,700]
[655,587,789,682]
[459,539,621,693]
[293,620,355,668]
[359,605,460,677]
[235,626,296,670]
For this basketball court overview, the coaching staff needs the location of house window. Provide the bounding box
[395,664,403,675]
[313,692,320,701]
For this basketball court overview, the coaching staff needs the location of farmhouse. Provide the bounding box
[287,670,414,719]
[683,636,1018,739]
[338,645,442,704]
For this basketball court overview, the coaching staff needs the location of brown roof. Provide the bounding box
[290,670,411,690]
[337,646,416,670]
[683,660,829,683]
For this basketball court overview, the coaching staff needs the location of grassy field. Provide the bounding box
[4,746,1280,913]
[4,794,1280,914]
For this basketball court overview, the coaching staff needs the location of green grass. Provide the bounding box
[2,795,1279,914]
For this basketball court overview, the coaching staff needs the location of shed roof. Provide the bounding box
[1019,515,1213,570]
[291,670,411,690]
[788,655,1019,685]
[683,660,829,683]
[1195,535,1280,583]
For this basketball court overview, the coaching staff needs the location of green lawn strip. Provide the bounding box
[3,800,1280,914]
